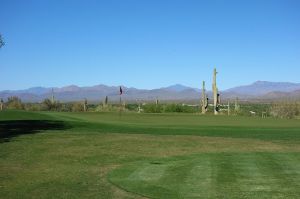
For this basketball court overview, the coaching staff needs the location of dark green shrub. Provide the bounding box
[143,104,163,113]
[41,99,62,111]
[6,96,24,110]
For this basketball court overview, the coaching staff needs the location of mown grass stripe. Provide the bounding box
[180,155,213,198]
[109,153,300,199]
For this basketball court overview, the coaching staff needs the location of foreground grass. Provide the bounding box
[109,153,300,199]
[0,110,300,198]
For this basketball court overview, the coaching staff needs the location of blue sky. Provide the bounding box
[0,0,299,90]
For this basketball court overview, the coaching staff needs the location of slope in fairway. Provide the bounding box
[1,110,300,198]
[109,153,300,199]
[42,111,300,141]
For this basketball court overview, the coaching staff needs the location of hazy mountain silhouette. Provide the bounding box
[225,81,300,96]
[161,84,198,92]
[1,81,300,102]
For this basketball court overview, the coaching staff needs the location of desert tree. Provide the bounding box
[6,96,24,109]
[42,98,61,111]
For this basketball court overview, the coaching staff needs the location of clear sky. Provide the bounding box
[0,0,300,90]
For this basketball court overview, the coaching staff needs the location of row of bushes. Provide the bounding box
[235,103,271,117]
[138,102,300,118]
[2,98,200,113]
[2,96,300,119]
[141,104,198,113]
[2,97,91,112]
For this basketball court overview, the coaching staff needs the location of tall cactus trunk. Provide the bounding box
[201,81,207,114]
[212,68,219,115]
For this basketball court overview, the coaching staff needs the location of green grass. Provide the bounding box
[109,153,300,199]
[43,111,300,141]
[0,110,300,198]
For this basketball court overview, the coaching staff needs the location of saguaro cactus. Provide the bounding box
[0,98,3,111]
[201,81,208,114]
[235,97,240,113]
[228,101,230,116]
[103,96,108,108]
[105,96,108,106]
[51,88,55,104]
[83,98,88,112]
[212,68,219,115]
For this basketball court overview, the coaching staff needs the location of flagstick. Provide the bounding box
[119,94,122,119]
[119,86,123,119]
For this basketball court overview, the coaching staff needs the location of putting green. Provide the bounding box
[109,153,300,199]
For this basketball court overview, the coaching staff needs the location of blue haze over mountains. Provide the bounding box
[1,81,300,102]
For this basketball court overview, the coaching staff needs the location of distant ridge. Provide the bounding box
[161,84,198,92]
[1,81,300,102]
[225,81,300,96]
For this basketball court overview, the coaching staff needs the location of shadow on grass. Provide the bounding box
[0,120,72,143]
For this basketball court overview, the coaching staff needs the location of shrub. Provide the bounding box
[271,101,300,119]
[164,104,197,113]
[60,103,73,112]
[126,104,139,111]
[95,104,120,112]
[236,103,271,117]
[24,103,42,111]
[41,99,62,111]
[6,96,24,110]
[72,102,84,112]
[164,104,183,113]
[143,104,163,113]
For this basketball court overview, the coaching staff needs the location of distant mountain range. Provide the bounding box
[225,81,300,95]
[1,81,300,102]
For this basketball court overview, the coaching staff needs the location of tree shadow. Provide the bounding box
[0,120,72,143]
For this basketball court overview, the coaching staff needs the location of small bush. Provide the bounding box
[41,99,62,111]
[164,104,197,113]
[164,104,183,113]
[95,104,121,112]
[72,102,84,112]
[6,96,24,110]
[24,103,42,111]
[60,103,73,112]
[271,101,300,119]
[126,104,139,111]
[143,104,163,113]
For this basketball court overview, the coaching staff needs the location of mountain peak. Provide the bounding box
[59,85,80,92]
[253,81,269,85]
[163,84,192,92]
